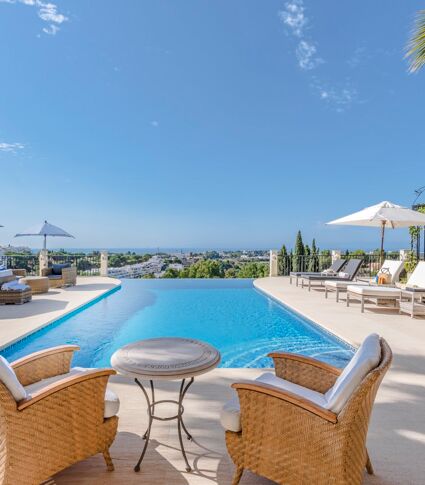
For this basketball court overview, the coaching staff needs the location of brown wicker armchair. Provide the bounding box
[0,271,31,305]
[41,265,77,288]
[0,345,118,485]
[226,338,392,485]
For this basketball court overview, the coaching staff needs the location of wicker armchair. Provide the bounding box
[226,338,392,485]
[0,345,118,485]
[41,265,77,288]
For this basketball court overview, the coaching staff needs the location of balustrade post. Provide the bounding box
[100,250,109,277]
[269,250,278,277]
[399,249,408,261]
[39,249,48,276]
[331,250,341,263]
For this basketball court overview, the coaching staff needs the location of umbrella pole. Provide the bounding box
[43,235,47,251]
[380,221,386,265]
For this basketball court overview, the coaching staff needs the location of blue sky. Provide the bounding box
[1,0,425,251]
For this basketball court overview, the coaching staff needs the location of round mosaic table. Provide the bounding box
[111,337,221,472]
[19,276,49,294]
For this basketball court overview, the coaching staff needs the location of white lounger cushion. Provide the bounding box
[24,366,120,418]
[347,285,400,297]
[0,355,28,401]
[326,281,369,289]
[0,269,13,278]
[220,371,327,432]
[325,333,381,413]
[379,260,404,284]
[221,334,382,430]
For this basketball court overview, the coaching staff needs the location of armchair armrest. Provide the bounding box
[232,381,337,424]
[41,268,52,277]
[12,269,27,277]
[18,368,116,411]
[268,352,341,393]
[12,345,80,386]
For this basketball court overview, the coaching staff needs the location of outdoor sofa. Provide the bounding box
[0,269,31,305]
[0,345,119,484]
[289,258,345,286]
[41,263,77,288]
[347,261,425,315]
[324,259,404,302]
[221,334,392,485]
[299,258,363,291]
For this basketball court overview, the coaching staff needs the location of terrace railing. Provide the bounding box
[3,253,101,276]
[277,253,402,278]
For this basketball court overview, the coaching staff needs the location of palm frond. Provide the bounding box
[406,10,425,72]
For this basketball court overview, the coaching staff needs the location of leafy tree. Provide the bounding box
[406,10,425,72]
[162,268,180,278]
[293,230,305,272]
[237,262,268,278]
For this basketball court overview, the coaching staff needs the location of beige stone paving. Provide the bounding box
[0,276,120,349]
[26,277,425,483]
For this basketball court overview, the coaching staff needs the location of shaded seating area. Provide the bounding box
[221,334,391,485]
[0,345,119,485]
[42,263,77,288]
[289,258,345,286]
[347,261,425,314]
[299,258,363,291]
[324,259,404,302]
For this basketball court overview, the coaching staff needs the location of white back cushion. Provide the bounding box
[0,355,28,401]
[380,260,404,283]
[0,269,13,278]
[407,261,425,287]
[325,334,381,413]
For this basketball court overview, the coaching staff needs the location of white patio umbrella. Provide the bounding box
[327,201,425,260]
[15,220,75,250]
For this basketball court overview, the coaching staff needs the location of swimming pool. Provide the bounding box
[1,279,354,368]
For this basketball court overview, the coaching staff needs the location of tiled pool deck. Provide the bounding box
[3,276,425,484]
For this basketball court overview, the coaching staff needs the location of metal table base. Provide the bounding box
[134,377,195,473]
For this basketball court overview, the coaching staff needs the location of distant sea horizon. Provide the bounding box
[28,247,269,255]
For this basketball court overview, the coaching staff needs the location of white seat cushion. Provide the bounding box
[0,355,28,401]
[347,285,400,297]
[220,372,327,432]
[325,334,381,413]
[24,366,120,418]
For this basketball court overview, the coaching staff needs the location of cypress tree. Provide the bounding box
[310,238,319,271]
[278,244,290,276]
[293,230,305,272]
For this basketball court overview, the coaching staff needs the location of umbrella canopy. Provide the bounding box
[327,201,425,260]
[15,220,75,250]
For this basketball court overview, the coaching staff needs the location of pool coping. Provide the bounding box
[253,279,357,350]
[0,278,121,352]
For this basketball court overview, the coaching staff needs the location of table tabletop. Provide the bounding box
[111,337,221,380]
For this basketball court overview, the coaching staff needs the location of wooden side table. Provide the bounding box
[111,337,221,472]
[20,276,50,294]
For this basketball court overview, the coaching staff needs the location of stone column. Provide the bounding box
[100,250,109,277]
[39,249,48,276]
[269,250,278,277]
[331,250,341,263]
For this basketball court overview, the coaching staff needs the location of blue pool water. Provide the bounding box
[1,279,354,368]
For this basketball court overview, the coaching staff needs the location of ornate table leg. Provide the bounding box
[177,378,194,471]
[134,379,153,472]
[133,377,195,473]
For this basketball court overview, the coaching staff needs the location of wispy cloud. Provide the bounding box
[0,142,24,153]
[279,1,323,71]
[312,79,358,112]
[0,0,68,35]
[278,1,358,112]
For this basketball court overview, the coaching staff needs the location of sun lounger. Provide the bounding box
[325,259,404,302]
[347,261,425,313]
[289,259,345,286]
[300,259,363,291]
